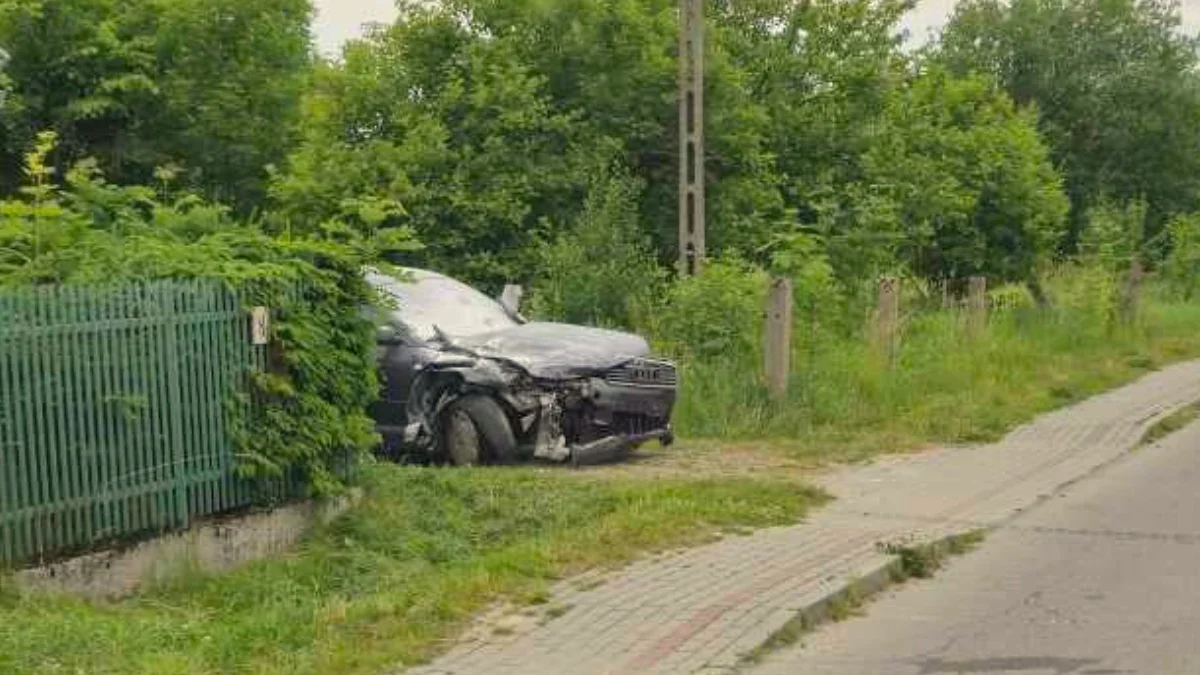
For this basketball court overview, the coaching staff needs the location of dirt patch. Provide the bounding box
[454,601,562,646]
[577,440,817,484]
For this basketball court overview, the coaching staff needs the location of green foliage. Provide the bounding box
[151,0,314,209]
[0,136,397,494]
[0,0,312,210]
[988,283,1036,313]
[527,165,665,328]
[650,258,769,361]
[272,7,598,288]
[937,0,1200,241]
[864,68,1069,282]
[263,0,1089,297]
[271,0,928,287]
[887,530,987,581]
[1078,200,1145,273]
[1163,214,1200,300]
[0,464,823,674]
[672,267,1200,454]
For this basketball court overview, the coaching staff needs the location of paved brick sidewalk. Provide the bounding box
[407,361,1200,675]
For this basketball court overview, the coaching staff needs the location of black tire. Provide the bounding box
[441,395,517,465]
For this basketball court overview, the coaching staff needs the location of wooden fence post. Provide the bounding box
[764,277,793,401]
[968,276,987,336]
[1120,259,1145,325]
[872,276,900,363]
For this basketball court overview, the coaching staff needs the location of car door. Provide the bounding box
[371,324,431,433]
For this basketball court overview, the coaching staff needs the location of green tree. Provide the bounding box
[0,134,405,491]
[434,0,787,258]
[863,68,1069,282]
[0,0,159,190]
[937,0,1200,243]
[151,0,313,210]
[0,0,312,211]
[274,0,796,283]
[272,10,594,288]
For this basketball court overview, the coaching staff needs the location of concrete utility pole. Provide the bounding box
[678,0,705,276]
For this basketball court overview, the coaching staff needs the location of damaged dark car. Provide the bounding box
[366,268,677,465]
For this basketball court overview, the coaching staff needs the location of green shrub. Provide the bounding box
[649,258,769,361]
[0,136,397,494]
[527,165,665,329]
[1163,213,1200,300]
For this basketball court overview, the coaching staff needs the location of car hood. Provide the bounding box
[451,322,650,379]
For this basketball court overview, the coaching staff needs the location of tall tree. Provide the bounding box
[0,0,158,189]
[153,0,313,209]
[272,6,597,287]
[0,0,312,210]
[274,0,788,285]
[865,67,1069,282]
[936,0,1200,246]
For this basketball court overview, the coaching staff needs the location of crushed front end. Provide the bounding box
[528,357,677,464]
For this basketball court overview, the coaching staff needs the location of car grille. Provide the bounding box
[604,358,678,388]
[612,413,669,436]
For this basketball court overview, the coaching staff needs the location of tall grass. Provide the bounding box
[0,466,824,674]
[673,273,1200,461]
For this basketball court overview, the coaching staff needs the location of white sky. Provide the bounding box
[313,0,397,55]
[312,0,1200,55]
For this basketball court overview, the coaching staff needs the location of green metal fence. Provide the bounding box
[0,280,270,566]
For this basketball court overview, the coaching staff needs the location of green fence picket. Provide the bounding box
[0,281,277,566]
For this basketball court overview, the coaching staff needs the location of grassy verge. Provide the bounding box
[1141,401,1200,446]
[676,294,1200,464]
[0,464,826,675]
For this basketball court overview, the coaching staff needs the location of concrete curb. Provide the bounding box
[733,531,985,671]
[16,488,361,598]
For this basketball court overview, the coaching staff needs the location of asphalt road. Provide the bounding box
[752,419,1200,675]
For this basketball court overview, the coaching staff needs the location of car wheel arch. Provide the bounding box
[443,394,518,464]
[409,368,523,462]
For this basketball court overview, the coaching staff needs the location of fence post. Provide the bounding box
[872,276,900,364]
[968,276,988,337]
[162,284,190,530]
[1120,259,1145,325]
[764,277,793,401]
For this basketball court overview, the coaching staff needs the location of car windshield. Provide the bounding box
[367,269,519,342]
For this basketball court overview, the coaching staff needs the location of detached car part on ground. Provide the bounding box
[366,269,677,466]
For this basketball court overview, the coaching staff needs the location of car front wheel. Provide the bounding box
[440,395,517,466]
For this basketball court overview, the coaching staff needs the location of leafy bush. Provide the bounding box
[650,258,769,361]
[0,135,398,494]
[527,165,665,329]
[1163,213,1200,300]
[1079,200,1145,273]
[863,67,1069,283]
[1067,200,1148,327]
[988,283,1037,313]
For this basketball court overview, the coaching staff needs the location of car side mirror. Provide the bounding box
[499,284,523,318]
[377,324,404,345]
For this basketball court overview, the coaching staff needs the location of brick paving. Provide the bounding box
[406,361,1200,675]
